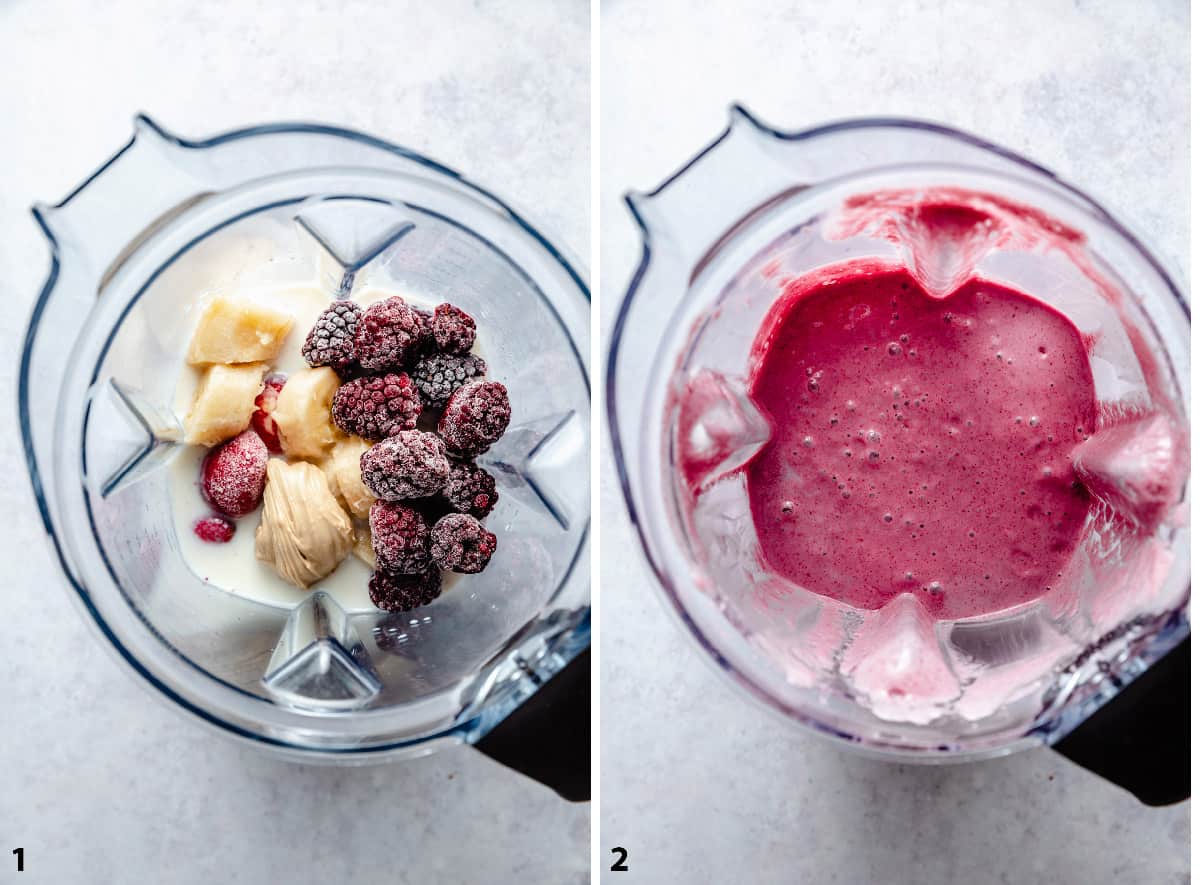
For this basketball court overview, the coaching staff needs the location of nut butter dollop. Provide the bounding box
[255,459,353,588]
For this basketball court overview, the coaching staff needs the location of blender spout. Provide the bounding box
[31,114,210,288]
[625,103,805,280]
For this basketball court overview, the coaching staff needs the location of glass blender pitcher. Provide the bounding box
[20,116,590,798]
[608,107,1188,804]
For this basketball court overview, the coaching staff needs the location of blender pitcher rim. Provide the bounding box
[605,110,1190,758]
[622,110,1186,310]
[35,112,592,300]
[19,116,592,756]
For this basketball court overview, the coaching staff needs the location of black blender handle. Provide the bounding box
[474,649,590,802]
[1051,636,1189,807]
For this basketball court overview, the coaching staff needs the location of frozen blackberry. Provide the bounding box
[439,380,511,455]
[360,430,450,500]
[430,513,497,574]
[411,353,487,409]
[301,300,361,374]
[369,501,431,575]
[332,373,422,440]
[431,303,477,354]
[369,566,442,612]
[355,296,427,370]
[412,307,436,359]
[408,494,454,525]
[444,460,499,518]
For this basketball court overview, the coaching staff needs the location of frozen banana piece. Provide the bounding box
[352,526,376,569]
[184,362,267,446]
[323,436,376,518]
[186,295,294,366]
[273,367,340,460]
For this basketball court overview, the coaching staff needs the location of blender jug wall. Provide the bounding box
[21,117,590,794]
[608,108,1188,797]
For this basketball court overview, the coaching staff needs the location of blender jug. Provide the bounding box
[608,108,1188,803]
[20,116,590,798]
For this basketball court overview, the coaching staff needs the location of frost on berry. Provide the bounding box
[360,430,450,500]
[444,460,499,518]
[332,373,422,440]
[251,374,287,453]
[302,301,361,375]
[355,296,426,370]
[431,303,477,354]
[430,513,497,574]
[438,380,511,455]
[412,307,436,360]
[411,353,487,409]
[200,430,269,518]
[369,500,432,575]
[194,515,236,543]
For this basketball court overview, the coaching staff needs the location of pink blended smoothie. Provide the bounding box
[744,263,1097,619]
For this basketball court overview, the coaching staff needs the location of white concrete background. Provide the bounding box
[595,1,1189,883]
[0,2,588,883]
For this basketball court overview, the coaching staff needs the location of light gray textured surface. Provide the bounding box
[0,2,588,883]
[595,1,1188,883]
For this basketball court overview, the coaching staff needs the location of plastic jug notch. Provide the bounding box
[626,105,808,279]
[33,114,213,288]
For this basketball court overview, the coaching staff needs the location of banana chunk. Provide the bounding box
[184,362,267,446]
[352,526,376,569]
[323,436,376,518]
[273,367,340,460]
[187,295,294,366]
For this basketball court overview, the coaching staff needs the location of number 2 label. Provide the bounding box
[610,846,628,871]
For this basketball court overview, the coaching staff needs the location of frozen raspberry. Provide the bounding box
[368,566,442,612]
[332,373,422,440]
[360,430,450,500]
[431,303,477,354]
[370,501,432,574]
[411,353,487,409]
[193,515,235,543]
[302,300,361,375]
[439,380,511,455]
[444,460,499,518]
[251,374,287,453]
[430,513,497,574]
[200,430,269,518]
[355,296,426,370]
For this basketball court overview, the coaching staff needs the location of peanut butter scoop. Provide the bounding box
[255,459,353,588]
